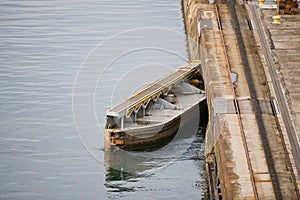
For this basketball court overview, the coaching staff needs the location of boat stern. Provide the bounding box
[104,129,125,150]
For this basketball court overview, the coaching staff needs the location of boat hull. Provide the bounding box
[105,98,207,151]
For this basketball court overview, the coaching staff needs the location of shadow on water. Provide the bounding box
[105,168,139,192]
[104,125,210,197]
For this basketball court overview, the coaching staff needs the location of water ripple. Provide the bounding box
[0,0,207,199]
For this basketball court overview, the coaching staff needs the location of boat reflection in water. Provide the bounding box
[104,125,208,193]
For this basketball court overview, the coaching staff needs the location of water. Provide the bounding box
[0,0,207,199]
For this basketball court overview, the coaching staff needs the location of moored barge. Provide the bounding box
[105,62,207,150]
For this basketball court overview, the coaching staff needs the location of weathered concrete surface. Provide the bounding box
[183,2,274,198]
[255,7,300,193]
[261,8,300,158]
[183,0,299,198]
[237,4,299,198]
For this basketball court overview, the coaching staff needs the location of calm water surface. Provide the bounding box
[0,0,207,199]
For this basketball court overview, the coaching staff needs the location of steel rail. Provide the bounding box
[226,1,282,199]
[215,5,259,199]
[250,3,300,195]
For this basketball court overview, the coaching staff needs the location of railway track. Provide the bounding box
[250,2,300,194]
[215,1,287,198]
[214,5,259,199]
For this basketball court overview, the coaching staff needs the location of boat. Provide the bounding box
[104,63,207,151]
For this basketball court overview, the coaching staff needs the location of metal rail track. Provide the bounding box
[250,3,300,193]
[225,1,282,199]
[214,5,259,199]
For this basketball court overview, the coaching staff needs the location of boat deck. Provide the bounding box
[123,93,206,129]
[106,62,200,118]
